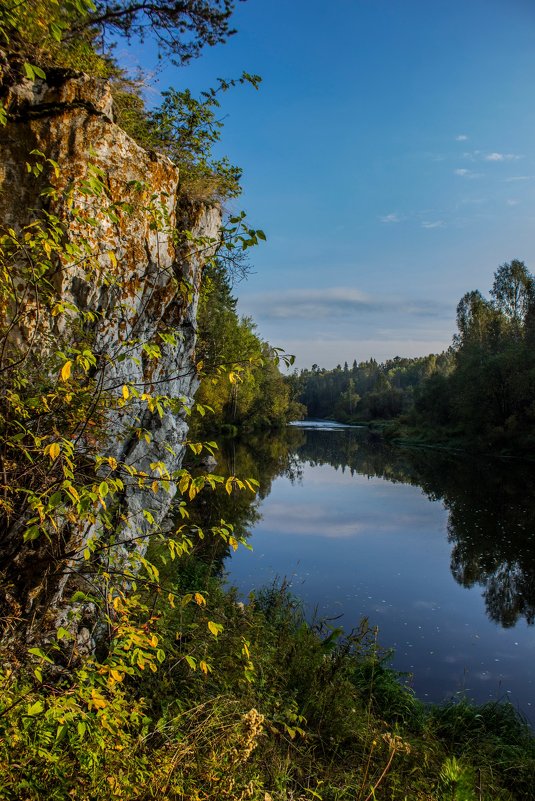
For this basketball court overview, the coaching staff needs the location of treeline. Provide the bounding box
[293,260,535,453]
[292,352,454,422]
[413,259,535,450]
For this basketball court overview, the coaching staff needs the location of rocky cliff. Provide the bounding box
[0,72,221,650]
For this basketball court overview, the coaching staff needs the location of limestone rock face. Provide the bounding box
[0,72,221,644]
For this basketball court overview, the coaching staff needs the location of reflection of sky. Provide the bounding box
[227,461,535,721]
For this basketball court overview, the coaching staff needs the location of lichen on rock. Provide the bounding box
[0,71,221,648]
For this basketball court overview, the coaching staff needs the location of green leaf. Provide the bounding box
[49,21,64,42]
[28,648,54,664]
[23,525,40,542]
[49,491,63,508]
[27,700,45,716]
[56,723,68,741]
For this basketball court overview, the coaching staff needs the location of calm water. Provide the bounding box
[223,422,535,722]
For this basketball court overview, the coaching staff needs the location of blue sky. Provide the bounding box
[131,0,535,369]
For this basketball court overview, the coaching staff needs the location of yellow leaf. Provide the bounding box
[200,660,211,674]
[65,484,79,501]
[194,592,206,607]
[122,385,129,400]
[110,669,124,682]
[150,634,158,647]
[90,690,107,709]
[108,251,117,268]
[208,620,222,637]
[61,360,72,381]
[48,442,61,461]
[108,456,118,470]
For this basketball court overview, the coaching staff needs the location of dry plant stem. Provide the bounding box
[362,747,396,801]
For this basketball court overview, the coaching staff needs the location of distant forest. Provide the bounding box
[290,260,535,452]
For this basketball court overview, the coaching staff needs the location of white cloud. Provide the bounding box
[421,220,445,229]
[241,287,371,320]
[461,150,522,163]
[455,134,468,141]
[484,152,522,162]
[454,168,483,179]
[379,212,401,223]
[506,199,520,206]
[506,175,531,182]
[240,287,451,322]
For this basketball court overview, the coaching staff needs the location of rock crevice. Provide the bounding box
[0,72,221,646]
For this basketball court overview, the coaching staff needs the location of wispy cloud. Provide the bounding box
[379,213,401,223]
[506,198,520,206]
[241,287,450,322]
[421,220,445,229]
[484,151,522,162]
[461,150,523,163]
[454,168,481,178]
[506,175,531,182]
[455,134,468,141]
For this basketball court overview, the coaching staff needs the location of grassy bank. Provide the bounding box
[2,557,534,801]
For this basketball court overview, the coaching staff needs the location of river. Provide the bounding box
[219,421,535,722]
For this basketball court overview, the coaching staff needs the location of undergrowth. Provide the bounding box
[1,567,534,800]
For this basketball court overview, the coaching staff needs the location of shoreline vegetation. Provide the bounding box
[1,3,535,799]
[300,416,535,462]
[289,260,535,460]
[4,555,535,799]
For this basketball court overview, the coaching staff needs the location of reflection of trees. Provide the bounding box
[293,428,535,628]
[183,424,535,627]
[446,490,535,627]
[183,427,305,572]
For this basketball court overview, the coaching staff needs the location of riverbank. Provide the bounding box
[4,426,535,800]
[2,559,534,800]
[310,414,535,460]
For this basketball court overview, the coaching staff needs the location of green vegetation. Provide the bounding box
[2,566,535,799]
[1,3,534,799]
[409,260,535,452]
[193,261,305,436]
[293,352,453,424]
[1,0,241,75]
[293,260,535,455]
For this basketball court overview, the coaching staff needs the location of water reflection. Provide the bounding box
[281,426,535,629]
[189,425,535,711]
